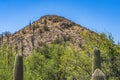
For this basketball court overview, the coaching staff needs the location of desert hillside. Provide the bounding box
[1,15,99,56]
[0,15,120,80]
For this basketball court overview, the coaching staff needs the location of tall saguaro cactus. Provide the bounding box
[92,47,101,73]
[92,68,105,80]
[13,54,23,80]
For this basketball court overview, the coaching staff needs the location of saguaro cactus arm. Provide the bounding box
[92,68,105,80]
[92,47,101,73]
[13,54,23,80]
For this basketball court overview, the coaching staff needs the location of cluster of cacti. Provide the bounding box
[92,47,101,73]
[92,68,105,80]
[13,54,23,80]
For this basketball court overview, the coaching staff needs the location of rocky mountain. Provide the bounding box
[1,15,100,56]
[1,15,120,80]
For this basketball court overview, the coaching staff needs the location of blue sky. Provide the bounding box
[0,0,120,43]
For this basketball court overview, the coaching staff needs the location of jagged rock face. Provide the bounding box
[1,15,94,56]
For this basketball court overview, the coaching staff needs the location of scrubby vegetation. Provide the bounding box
[0,32,120,80]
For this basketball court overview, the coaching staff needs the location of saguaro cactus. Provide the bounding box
[92,47,101,73]
[13,54,23,80]
[92,68,105,80]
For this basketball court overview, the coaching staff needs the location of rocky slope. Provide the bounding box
[1,15,98,56]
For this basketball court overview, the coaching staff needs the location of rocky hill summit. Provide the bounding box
[1,15,98,56]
